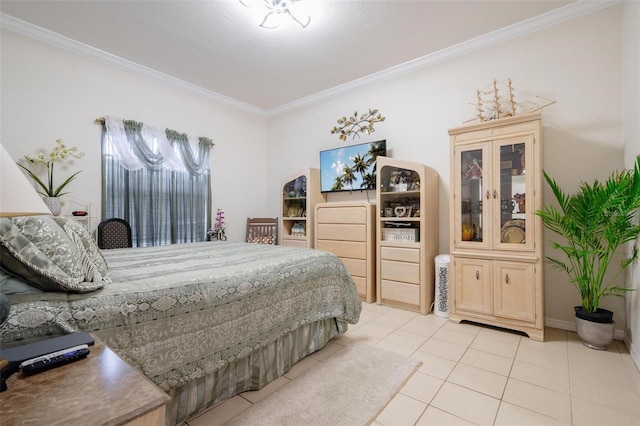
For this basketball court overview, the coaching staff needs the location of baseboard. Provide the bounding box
[544,317,626,340]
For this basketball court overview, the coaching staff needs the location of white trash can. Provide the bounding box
[434,254,451,318]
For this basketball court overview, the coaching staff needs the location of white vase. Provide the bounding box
[42,197,62,216]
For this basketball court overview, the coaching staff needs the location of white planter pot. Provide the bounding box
[42,197,62,216]
[575,316,615,350]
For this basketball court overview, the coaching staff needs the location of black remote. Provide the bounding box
[19,345,90,375]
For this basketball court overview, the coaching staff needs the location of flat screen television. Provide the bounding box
[319,140,386,193]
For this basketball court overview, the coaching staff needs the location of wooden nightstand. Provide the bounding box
[0,337,169,425]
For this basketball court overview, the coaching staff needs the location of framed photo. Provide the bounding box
[287,204,302,217]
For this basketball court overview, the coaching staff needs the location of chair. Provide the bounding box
[246,217,278,245]
[97,218,132,249]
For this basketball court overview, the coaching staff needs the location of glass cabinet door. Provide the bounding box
[455,142,491,250]
[493,136,534,251]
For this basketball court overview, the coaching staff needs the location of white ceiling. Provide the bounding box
[0,1,608,114]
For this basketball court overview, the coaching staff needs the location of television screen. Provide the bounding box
[320,140,386,193]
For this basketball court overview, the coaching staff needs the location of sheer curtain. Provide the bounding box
[102,116,213,247]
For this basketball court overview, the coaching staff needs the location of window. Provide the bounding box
[102,117,213,247]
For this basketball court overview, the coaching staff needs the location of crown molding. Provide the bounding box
[1,0,621,118]
[267,0,621,117]
[0,13,266,117]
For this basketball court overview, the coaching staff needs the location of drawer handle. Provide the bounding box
[505,274,510,284]
[486,190,490,200]
[475,270,480,280]
[493,189,498,199]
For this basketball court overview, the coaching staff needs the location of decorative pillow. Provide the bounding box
[0,268,42,295]
[0,216,106,292]
[247,235,276,245]
[54,217,110,282]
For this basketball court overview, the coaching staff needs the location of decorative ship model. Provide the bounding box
[465,79,556,124]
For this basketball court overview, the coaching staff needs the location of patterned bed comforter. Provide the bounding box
[0,242,361,391]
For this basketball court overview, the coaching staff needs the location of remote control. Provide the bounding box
[20,345,90,375]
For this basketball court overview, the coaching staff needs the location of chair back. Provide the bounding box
[98,218,132,249]
[246,217,278,245]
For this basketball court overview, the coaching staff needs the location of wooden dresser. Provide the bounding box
[315,202,376,303]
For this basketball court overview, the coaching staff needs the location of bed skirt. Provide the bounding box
[167,317,347,425]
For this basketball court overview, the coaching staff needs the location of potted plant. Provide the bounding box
[536,156,640,349]
[18,139,84,215]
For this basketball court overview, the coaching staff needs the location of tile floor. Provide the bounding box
[188,303,640,426]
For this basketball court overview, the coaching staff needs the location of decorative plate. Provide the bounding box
[501,220,526,243]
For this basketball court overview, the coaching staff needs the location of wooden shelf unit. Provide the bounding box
[376,157,439,314]
[280,168,326,248]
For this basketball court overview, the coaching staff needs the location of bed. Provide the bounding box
[0,216,362,425]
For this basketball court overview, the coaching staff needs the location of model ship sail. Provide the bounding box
[465,79,555,124]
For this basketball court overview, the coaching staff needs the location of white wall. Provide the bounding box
[0,29,269,242]
[267,6,626,332]
[622,0,640,367]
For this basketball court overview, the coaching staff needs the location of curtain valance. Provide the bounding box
[104,116,214,176]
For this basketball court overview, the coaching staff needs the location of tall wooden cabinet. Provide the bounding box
[376,157,439,314]
[315,202,376,303]
[280,168,326,248]
[448,113,544,341]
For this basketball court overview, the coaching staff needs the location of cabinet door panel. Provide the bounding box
[454,143,492,250]
[317,223,366,242]
[381,260,420,284]
[494,261,535,321]
[454,258,492,315]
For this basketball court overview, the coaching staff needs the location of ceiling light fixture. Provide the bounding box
[240,0,311,29]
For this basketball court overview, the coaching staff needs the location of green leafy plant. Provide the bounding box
[330,109,385,141]
[18,139,84,197]
[535,156,640,313]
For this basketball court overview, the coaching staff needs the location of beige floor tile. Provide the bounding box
[516,345,569,371]
[355,322,396,340]
[371,313,415,329]
[399,371,444,403]
[417,337,468,361]
[447,362,508,399]
[572,396,640,426]
[518,328,568,353]
[383,328,430,350]
[399,320,442,338]
[410,350,457,380]
[471,334,519,359]
[569,374,640,417]
[374,392,427,426]
[477,326,524,345]
[432,327,477,347]
[238,376,290,403]
[342,329,381,346]
[441,320,482,336]
[510,360,570,394]
[460,348,513,376]
[502,378,572,423]
[374,339,415,356]
[495,402,570,426]
[431,382,500,425]
[283,355,319,379]
[415,406,476,425]
[186,396,252,426]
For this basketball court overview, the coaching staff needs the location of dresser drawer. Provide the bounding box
[317,206,366,224]
[352,276,367,297]
[317,240,366,259]
[380,280,420,306]
[380,260,420,284]
[380,246,420,263]
[340,257,367,277]
[317,223,366,242]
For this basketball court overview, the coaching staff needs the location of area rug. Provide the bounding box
[224,343,422,426]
